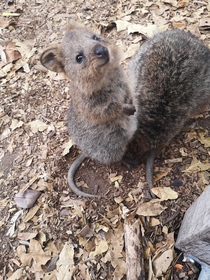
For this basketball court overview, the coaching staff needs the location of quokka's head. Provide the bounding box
[40,23,120,91]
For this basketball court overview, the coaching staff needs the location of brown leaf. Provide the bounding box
[151,187,178,200]
[23,205,40,222]
[7,268,24,280]
[183,156,210,172]
[56,242,75,279]
[19,239,51,272]
[197,130,210,148]
[0,46,21,69]
[136,200,167,216]
[90,239,109,257]
[27,120,49,133]
[200,18,210,28]
[153,248,174,277]
[18,232,38,241]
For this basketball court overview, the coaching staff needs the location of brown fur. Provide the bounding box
[40,24,137,197]
[41,25,210,197]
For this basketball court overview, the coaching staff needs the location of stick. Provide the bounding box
[124,217,145,279]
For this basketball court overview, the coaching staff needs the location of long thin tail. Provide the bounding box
[146,150,156,198]
[67,154,99,198]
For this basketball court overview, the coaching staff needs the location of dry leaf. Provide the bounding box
[22,61,30,73]
[114,20,163,37]
[200,18,210,28]
[148,256,158,280]
[0,46,6,63]
[47,71,66,81]
[180,147,188,156]
[162,225,168,234]
[18,232,38,240]
[6,210,24,237]
[113,260,126,280]
[110,175,123,182]
[14,39,36,60]
[150,218,161,227]
[10,119,24,130]
[90,239,109,257]
[128,23,159,37]
[23,205,40,222]
[19,239,51,272]
[136,200,167,216]
[199,172,209,185]
[0,197,10,208]
[154,171,170,182]
[123,43,140,60]
[56,242,75,279]
[114,196,124,204]
[153,248,174,277]
[62,139,74,156]
[0,127,11,140]
[0,45,21,68]
[152,187,178,200]
[0,62,13,77]
[114,20,129,32]
[183,157,210,172]
[27,120,49,133]
[7,268,24,280]
[114,180,120,188]
[78,225,94,238]
[197,130,210,148]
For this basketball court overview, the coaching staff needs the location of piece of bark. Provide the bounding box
[124,217,145,280]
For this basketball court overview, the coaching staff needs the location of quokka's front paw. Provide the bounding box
[122,104,136,115]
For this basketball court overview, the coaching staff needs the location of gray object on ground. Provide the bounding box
[183,253,210,280]
[176,185,210,265]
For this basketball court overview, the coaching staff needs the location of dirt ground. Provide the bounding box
[0,0,210,279]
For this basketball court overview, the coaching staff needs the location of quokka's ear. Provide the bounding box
[40,47,64,73]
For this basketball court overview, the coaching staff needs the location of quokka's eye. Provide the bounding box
[92,35,100,41]
[76,54,85,63]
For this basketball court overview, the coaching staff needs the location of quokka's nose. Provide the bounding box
[94,44,109,60]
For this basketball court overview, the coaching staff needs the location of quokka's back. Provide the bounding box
[128,29,210,191]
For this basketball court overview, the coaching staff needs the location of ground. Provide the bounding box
[0,0,210,279]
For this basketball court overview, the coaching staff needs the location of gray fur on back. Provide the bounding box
[128,29,210,152]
